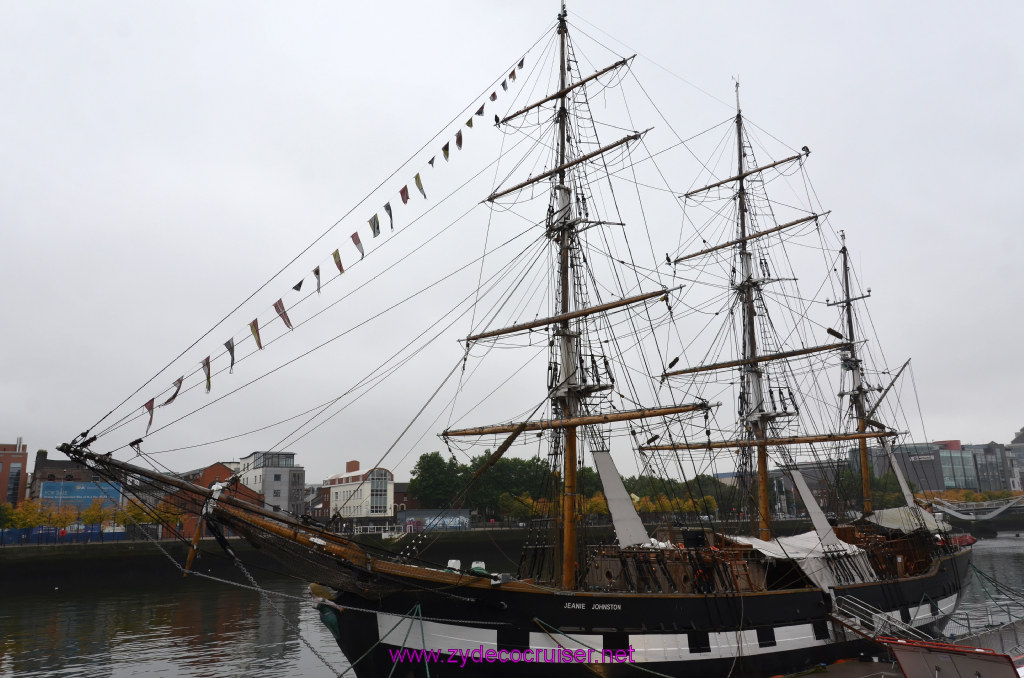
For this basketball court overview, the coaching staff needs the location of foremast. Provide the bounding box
[733,90,773,541]
[552,5,580,590]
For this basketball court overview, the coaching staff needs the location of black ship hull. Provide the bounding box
[320,548,972,677]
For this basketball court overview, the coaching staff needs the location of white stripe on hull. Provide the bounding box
[371,594,958,663]
[375,613,830,663]
[376,612,497,652]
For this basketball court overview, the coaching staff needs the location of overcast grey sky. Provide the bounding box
[2,2,1022,483]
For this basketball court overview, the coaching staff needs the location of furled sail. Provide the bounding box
[592,449,649,547]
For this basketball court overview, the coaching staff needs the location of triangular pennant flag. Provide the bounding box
[456,130,462,150]
[202,356,211,393]
[313,266,321,294]
[442,142,450,161]
[414,173,426,199]
[250,318,263,350]
[162,377,183,406]
[144,398,155,435]
[489,91,497,101]
[400,185,410,204]
[475,104,485,117]
[224,338,236,373]
[292,279,303,292]
[332,249,344,274]
[428,156,435,167]
[518,57,524,69]
[466,117,474,128]
[351,232,364,258]
[384,202,393,230]
[273,298,293,330]
[369,213,381,238]
[501,79,508,91]
[509,69,516,81]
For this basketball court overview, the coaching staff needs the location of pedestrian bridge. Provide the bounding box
[932,496,1024,521]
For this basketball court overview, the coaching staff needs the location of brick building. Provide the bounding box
[0,438,29,506]
[176,462,263,539]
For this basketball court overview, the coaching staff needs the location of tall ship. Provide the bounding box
[61,6,972,676]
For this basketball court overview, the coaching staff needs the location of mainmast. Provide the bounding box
[839,235,873,515]
[734,88,773,541]
[554,4,579,590]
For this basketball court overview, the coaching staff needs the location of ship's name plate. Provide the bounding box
[564,602,622,611]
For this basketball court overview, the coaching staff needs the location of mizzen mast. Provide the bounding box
[838,234,874,515]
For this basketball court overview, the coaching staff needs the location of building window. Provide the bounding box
[273,490,281,498]
[369,468,389,515]
[274,473,281,482]
[5,463,22,505]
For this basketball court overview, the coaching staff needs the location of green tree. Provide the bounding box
[0,502,14,529]
[409,452,465,509]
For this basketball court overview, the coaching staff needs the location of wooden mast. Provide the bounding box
[841,236,873,515]
[733,87,772,541]
[554,4,578,591]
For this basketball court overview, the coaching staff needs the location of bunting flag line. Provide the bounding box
[518,57,524,69]
[369,213,381,238]
[489,91,497,101]
[509,68,516,81]
[292,279,303,292]
[313,266,321,294]
[202,356,211,393]
[428,156,435,167]
[465,117,474,128]
[384,202,393,230]
[162,377,184,406]
[225,338,236,373]
[250,318,263,350]
[351,232,365,258]
[442,142,450,161]
[415,173,426,199]
[333,249,344,275]
[273,299,293,330]
[456,130,463,150]
[501,79,508,91]
[400,185,410,204]
[144,398,155,435]
[475,104,484,117]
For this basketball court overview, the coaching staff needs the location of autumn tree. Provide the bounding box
[47,504,78,530]
[12,499,47,528]
[81,498,114,526]
[585,491,609,516]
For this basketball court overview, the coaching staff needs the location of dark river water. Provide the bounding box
[0,563,350,677]
[2,534,1023,677]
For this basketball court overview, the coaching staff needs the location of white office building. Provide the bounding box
[324,460,394,520]
[238,451,306,515]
